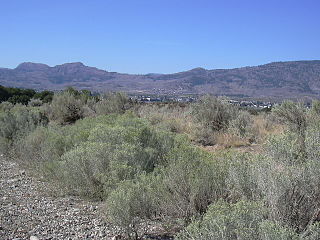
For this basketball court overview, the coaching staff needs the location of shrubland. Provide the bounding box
[2,88,320,239]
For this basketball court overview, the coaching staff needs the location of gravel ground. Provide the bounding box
[0,156,120,240]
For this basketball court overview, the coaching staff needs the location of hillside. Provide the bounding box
[1,60,320,98]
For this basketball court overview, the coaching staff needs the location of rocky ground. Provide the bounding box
[0,156,121,240]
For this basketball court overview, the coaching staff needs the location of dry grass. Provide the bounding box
[137,104,286,156]
[136,103,195,136]
[215,132,250,148]
[251,114,285,143]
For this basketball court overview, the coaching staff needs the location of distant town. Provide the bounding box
[130,94,274,110]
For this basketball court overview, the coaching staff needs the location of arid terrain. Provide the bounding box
[1,60,320,99]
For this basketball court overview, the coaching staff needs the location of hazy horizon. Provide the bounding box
[2,59,320,75]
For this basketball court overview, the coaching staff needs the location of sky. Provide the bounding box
[0,0,319,74]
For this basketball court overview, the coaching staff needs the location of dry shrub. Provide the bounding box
[46,92,85,124]
[95,92,130,115]
[176,200,297,240]
[192,95,236,132]
[215,132,249,148]
[137,103,194,135]
[250,113,285,143]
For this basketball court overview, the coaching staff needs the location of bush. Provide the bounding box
[302,222,320,240]
[33,90,54,103]
[227,153,259,200]
[191,95,237,145]
[0,105,48,153]
[272,101,306,133]
[192,95,236,132]
[0,101,14,112]
[106,177,155,239]
[14,125,72,172]
[46,92,85,124]
[265,132,304,165]
[59,142,116,198]
[152,138,230,222]
[95,92,130,115]
[28,98,43,107]
[311,100,320,116]
[136,104,192,134]
[272,101,307,158]
[254,132,320,232]
[17,114,177,200]
[176,200,297,240]
[228,110,253,138]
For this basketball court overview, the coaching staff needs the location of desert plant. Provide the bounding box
[106,177,155,239]
[311,100,320,116]
[175,200,297,240]
[0,101,14,112]
[0,105,47,153]
[47,91,85,124]
[272,101,307,158]
[255,139,320,232]
[228,110,253,138]
[152,138,230,222]
[191,95,237,145]
[192,95,236,132]
[28,98,43,107]
[227,153,259,200]
[95,92,130,115]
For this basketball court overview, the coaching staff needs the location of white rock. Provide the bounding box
[30,236,39,240]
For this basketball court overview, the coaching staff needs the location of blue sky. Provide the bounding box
[1,0,319,74]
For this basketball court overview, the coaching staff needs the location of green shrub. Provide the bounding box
[191,95,237,145]
[0,105,48,153]
[258,220,298,240]
[17,114,176,199]
[227,153,259,200]
[305,121,320,161]
[33,90,54,103]
[136,104,192,134]
[14,125,72,171]
[255,137,320,232]
[176,200,297,240]
[152,139,230,221]
[106,177,155,239]
[59,142,116,198]
[265,132,304,165]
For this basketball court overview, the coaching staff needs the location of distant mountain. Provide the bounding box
[1,61,320,99]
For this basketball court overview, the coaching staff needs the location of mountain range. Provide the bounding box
[1,60,320,99]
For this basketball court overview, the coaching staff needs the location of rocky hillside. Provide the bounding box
[1,61,320,98]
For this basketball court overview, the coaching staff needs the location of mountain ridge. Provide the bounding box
[1,60,320,99]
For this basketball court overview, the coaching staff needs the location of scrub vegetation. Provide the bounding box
[2,87,320,239]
